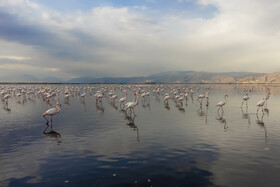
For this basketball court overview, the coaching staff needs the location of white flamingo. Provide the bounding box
[43,102,62,124]
[110,94,118,103]
[124,93,139,115]
[119,93,127,107]
[241,93,249,107]
[3,93,10,106]
[256,97,266,113]
[216,94,228,113]
[164,94,171,104]
[80,88,86,101]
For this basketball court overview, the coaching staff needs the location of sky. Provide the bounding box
[0,0,280,81]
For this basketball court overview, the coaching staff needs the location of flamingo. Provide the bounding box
[197,88,209,105]
[124,93,139,115]
[164,94,171,104]
[110,94,118,103]
[43,102,62,125]
[80,88,86,101]
[265,91,270,109]
[256,97,266,113]
[119,93,127,108]
[3,93,10,106]
[241,93,249,107]
[216,94,228,113]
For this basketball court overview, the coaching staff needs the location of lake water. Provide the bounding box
[1,84,280,186]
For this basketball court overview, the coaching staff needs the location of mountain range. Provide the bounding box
[2,71,280,83]
[68,71,280,84]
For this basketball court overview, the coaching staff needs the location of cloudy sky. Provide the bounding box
[1,0,280,81]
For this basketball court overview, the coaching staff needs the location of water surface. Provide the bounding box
[1,84,280,186]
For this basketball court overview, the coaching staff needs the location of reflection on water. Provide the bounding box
[43,125,62,144]
[216,111,228,131]
[1,84,280,186]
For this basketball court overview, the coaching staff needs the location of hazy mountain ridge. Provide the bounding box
[68,71,278,83]
[2,71,280,83]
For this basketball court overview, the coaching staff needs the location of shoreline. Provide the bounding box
[0,82,280,85]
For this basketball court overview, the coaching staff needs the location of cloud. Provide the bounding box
[0,0,280,81]
[0,56,31,61]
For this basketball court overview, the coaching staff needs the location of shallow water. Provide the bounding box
[1,84,280,186]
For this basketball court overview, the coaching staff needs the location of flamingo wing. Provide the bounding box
[43,108,57,115]
[216,101,225,106]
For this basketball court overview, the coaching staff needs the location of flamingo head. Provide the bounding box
[225,94,228,97]
[56,102,62,107]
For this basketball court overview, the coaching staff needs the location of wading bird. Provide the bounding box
[43,102,62,125]
[216,94,228,113]
[241,93,249,108]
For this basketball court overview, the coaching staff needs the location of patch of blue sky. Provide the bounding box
[32,0,217,19]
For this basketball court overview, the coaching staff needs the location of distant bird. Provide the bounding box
[256,97,266,113]
[241,94,249,107]
[80,88,86,101]
[3,93,10,106]
[164,94,171,104]
[110,94,118,103]
[216,94,228,113]
[43,102,62,124]
[197,88,209,105]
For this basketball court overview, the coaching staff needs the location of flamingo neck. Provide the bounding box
[56,104,61,112]
[224,96,227,104]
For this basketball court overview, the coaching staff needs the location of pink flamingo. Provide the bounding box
[216,94,228,113]
[43,102,62,125]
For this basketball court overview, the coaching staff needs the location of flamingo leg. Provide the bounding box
[51,116,53,128]
[241,100,244,107]
[43,115,49,123]
[257,106,260,113]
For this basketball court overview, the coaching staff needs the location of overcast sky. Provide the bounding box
[1,0,280,80]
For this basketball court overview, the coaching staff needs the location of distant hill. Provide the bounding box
[68,71,272,83]
[2,71,280,83]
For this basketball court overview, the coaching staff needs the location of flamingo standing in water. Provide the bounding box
[3,93,10,106]
[216,94,228,113]
[197,88,209,105]
[43,102,62,125]
[80,88,86,101]
[164,94,171,104]
[241,93,249,108]
[119,92,127,108]
[124,93,139,115]
[256,97,266,113]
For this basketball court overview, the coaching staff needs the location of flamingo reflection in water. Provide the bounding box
[123,111,140,142]
[43,125,62,144]
[164,102,170,110]
[216,111,228,131]
[96,103,105,115]
[197,105,208,125]
[256,112,269,150]
[241,107,251,127]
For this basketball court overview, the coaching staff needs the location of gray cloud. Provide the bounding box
[1,0,280,81]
